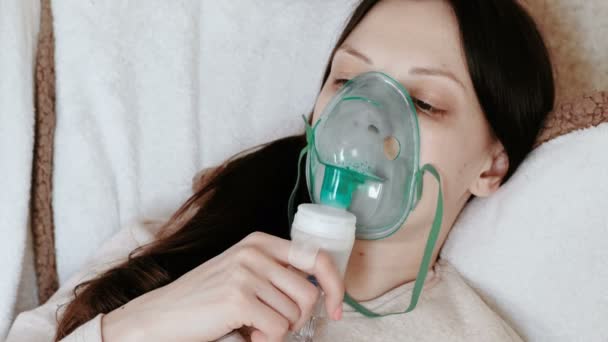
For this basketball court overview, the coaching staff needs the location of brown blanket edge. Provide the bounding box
[31,0,59,304]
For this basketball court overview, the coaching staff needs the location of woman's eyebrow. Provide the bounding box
[409,67,465,90]
[337,44,466,91]
[337,44,373,64]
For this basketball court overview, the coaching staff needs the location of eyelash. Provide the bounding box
[334,78,446,116]
[334,78,349,86]
[411,97,446,116]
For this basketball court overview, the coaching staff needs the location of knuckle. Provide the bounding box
[226,283,249,308]
[243,231,266,244]
[234,245,260,263]
[230,264,252,288]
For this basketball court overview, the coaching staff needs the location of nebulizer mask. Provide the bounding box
[288,72,444,340]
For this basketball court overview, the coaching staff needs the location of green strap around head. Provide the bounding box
[343,164,444,317]
[287,116,317,226]
[287,145,309,226]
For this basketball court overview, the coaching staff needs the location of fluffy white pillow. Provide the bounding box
[442,123,608,342]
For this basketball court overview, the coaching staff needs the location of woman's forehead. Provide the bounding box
[341,0,471,91]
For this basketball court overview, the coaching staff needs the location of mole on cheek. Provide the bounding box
[458,162,469,176]
[462,162,468,172]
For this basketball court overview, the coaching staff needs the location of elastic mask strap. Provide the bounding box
[343,164,444,317]
[287,146,309,226]
[287,116,317,226]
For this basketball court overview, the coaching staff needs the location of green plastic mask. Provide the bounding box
[306,71,422,240]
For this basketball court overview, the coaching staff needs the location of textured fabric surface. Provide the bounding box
[536,91,607,146]
[6,221,158,342]
[31,0,59,305]
[523,0,608,100]
[0,0,40,338]
[49,0,358,284]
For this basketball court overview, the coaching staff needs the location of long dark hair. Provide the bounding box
[56,0,554,339]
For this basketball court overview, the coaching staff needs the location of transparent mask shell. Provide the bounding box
[306,72,422,240]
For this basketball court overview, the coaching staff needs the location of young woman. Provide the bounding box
[7,0,554,341]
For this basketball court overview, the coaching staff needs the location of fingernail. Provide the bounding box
[333,306,343,321]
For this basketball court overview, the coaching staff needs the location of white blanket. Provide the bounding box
[51,0,357,282]
[47,1,608,341]
[0,0,40,338]
[442,123,608,342]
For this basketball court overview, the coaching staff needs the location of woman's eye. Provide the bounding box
[412,97,445,116]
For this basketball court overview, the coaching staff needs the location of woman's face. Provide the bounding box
[312,0,508,237]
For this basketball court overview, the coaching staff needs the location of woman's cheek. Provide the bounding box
[417,120,442,166]
[417,121,459,193]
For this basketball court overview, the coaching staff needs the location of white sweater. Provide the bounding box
[6,222,521,342]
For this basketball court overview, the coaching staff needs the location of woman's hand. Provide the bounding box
[101,232,344,342]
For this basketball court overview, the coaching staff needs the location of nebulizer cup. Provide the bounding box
[288,203,356,342]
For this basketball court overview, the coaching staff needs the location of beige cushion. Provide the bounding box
[522,0,608,100]
[536,91,608,146]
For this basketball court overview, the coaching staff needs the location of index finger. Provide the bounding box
[240,232,345,317]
